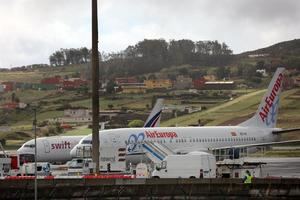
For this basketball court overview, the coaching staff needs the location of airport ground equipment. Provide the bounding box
[152,151,216,178]
[20,162,51,176]
[216,158,266,178]
[141,141,175,163]
[0,157,11,177]
[67,158,95,175]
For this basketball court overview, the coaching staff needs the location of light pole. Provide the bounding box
[33,108,37,200]
[91,0,100,174]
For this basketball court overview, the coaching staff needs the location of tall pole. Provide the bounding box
[91,0,100,173]
[33,108,37,200]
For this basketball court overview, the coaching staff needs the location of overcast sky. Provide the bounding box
[0,0,299,68]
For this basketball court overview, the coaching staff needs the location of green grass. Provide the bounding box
[161,88,300,127]
[161,89,266,126]
[3,140,25,150]
[62,126,91,136]
[0,71,44,83]
[71,95,154,110]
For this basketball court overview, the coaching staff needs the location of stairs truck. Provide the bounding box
[152,151,216,178]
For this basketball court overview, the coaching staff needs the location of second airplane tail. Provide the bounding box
[144,98,164,128]
[239,68,285,129]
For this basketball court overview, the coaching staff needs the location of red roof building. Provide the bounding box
[62,79,87,90]
[41,76,62,85]
[193,77,207,89]
[2,102,18,109]
[115,77,138,85]
[1,82,14,92]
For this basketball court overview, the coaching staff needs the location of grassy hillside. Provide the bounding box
[0,64,86,83]
[161,88,300,128]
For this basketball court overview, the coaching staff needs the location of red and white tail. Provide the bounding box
[239,68,285,128]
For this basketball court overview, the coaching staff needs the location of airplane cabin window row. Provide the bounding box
[127,137,256,144]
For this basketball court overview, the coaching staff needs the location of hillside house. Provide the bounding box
[53,109,123,124]
[41,76,62,85]
[204,81,235,90]
[1,82,14,92]
[174,75,193,90]
[193,77,207,89]
[31,83,57,90]
[144,79,173,89]
[115,77,138,86]
[0,84,4,93]
[15,82,34,90]
[64,109,91,118]
[62,78,87,90]
[120,83,147,94]
[294,77,300,87]
[256,69,268,77]
[203,75,216,81]
[1,102,27,110]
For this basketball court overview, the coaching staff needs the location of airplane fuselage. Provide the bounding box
[17,136,84,163]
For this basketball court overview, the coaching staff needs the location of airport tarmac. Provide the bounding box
[245,157,300,178]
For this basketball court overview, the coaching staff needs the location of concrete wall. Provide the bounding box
[0,178,299,199]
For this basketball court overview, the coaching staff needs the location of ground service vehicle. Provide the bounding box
[152,152,216,178]
[20,162,51,176]
[67,158,94,175]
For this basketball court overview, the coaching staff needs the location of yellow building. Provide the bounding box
[121,84,147,94]
[144,79,173,89]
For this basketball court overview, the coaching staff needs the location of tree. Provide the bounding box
[216,66,230,79]
[106,80,115,94]
[128,119,144,127]
[256,60,265,69]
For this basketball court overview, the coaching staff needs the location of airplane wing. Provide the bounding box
[210,140,300,151]
[272,128,300,134]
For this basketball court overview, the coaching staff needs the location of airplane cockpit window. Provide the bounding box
[82,140,92,144]
[24,144,35,148]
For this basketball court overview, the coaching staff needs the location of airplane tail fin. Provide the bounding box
[239,68,285,128]
[144,98,164,127]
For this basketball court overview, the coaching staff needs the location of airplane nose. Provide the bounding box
[70,147,77,158]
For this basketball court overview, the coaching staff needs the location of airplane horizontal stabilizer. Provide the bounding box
[272,128,300,134]
[211,139,300,151]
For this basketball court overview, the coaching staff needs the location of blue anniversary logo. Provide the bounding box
[126,132,145,152]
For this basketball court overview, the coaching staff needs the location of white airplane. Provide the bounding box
[17,136,83,163]
[70,98,164,158]
[73,68,300,171]
[17,99,164,164]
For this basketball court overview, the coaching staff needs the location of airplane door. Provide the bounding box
[43,140,50,153]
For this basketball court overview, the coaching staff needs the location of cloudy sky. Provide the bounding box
[0,0,299,68]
